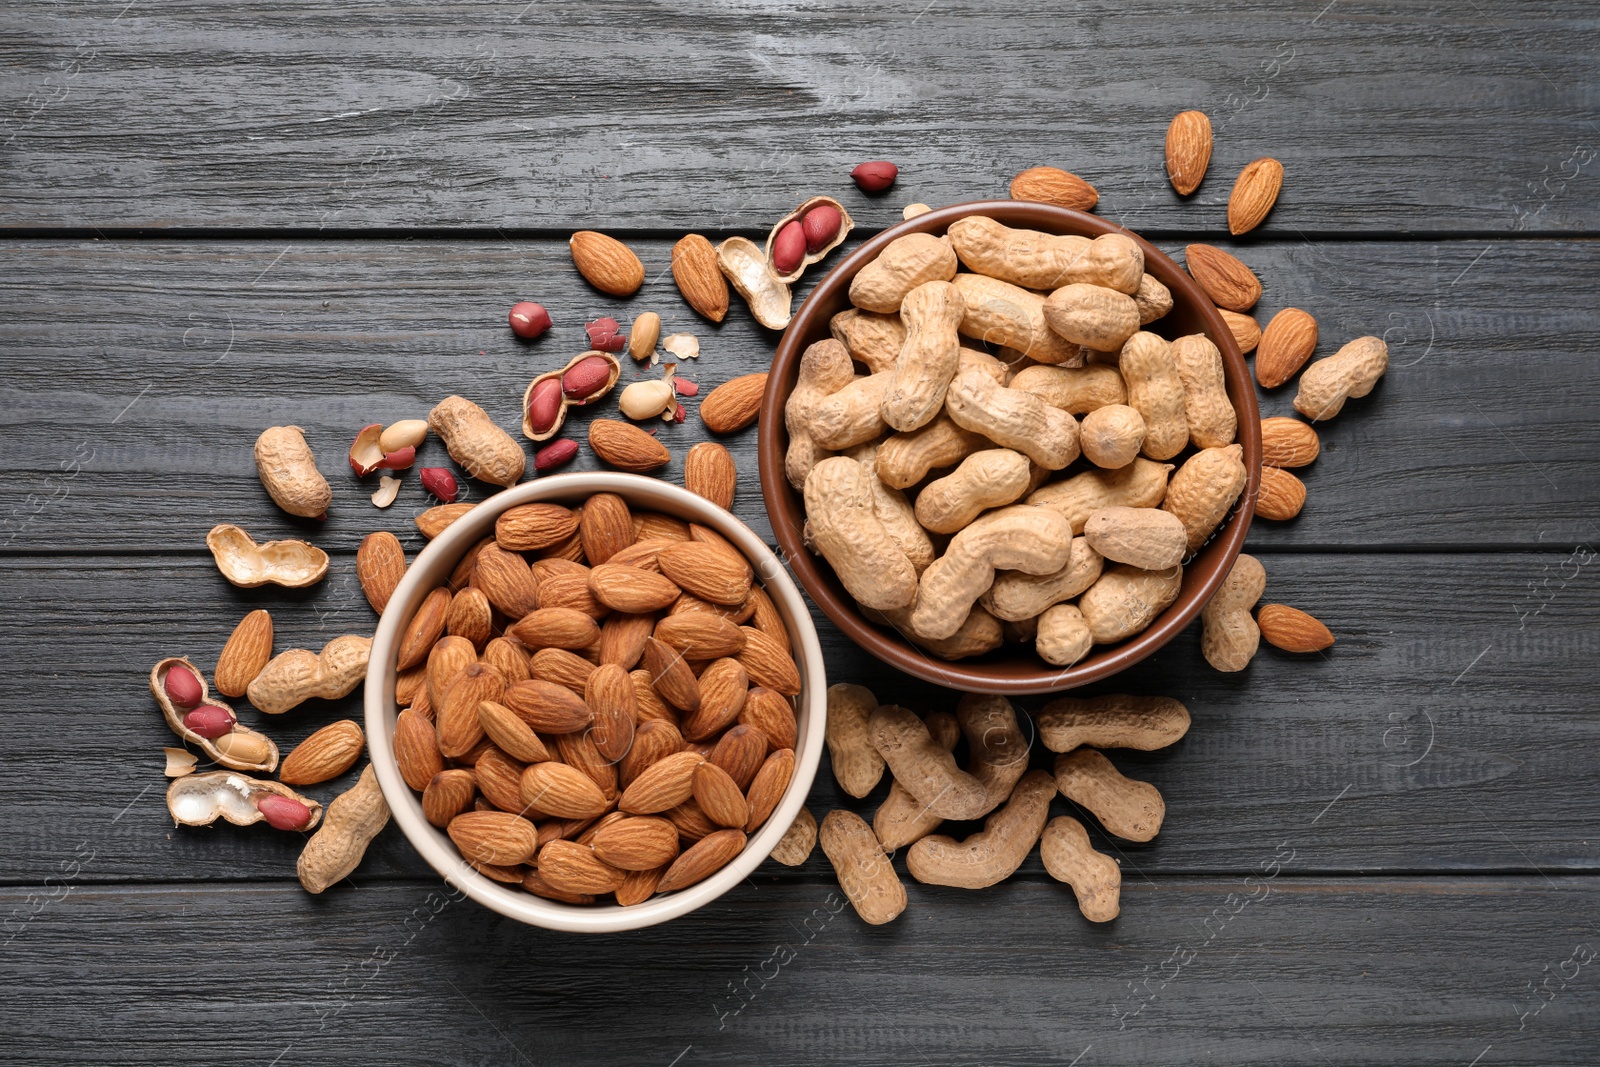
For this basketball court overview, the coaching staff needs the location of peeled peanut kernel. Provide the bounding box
[379,420,429,453]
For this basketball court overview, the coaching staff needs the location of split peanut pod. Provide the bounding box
[167,771,322,831]
[765,196,854,284]
[206,524,328,589]
[523,350,623,442]
[150,657,278,773]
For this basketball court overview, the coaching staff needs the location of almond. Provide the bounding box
[426,635,478,711]
[449,536,493,591]
[620,718,686,788]
[557,729,619,800]
[1228,157,1284,235]
[634,512,692,542]
[672,233,730,323]
[496,503,579,551]
[444,587,493,649]
[699,373,767,435]
[530,647,596,693]
[693,761,750,828]
[467,857,526,884]
[214,608,273,698]
[395,662,427,707]
[1257,603,1335,653]
[502,678,593,733]
[710,723,769,791]
[591,815,681,871]
[436,662,507,759]
[570,230,645,297]
[652,612,747,659]
[579,492,634,564]
[743,747,795,832]
[1256,307,1319,388]
[1260,417,1320,468]
[395,587,451,671]
[588,564,681,614]
[735,627,802,696]
[279,719,364,786]
[588,419,671,472]
[538,840,626,894]
[619,750,706,814]
[630,668,679,724]
[657,541,752,606]
[684,442,737,509]
[1185,244,1262,312]
[533,569,606,619]
[641,637,702,712]
[415,502,474,539]
[657,827,746,893]
[474,746,532,814]
[666,799,718,843]
[615,865,665,906]
[738,687,797,752]
[1009,165,1098,211]
[422,769,476,828]
[746,586,790,646]
[473,543,542,619]
[1165,110,1212,195]
[521,868,593,904]
[680,658,750,741]
[481,638,531,685]
[447,810,539,866]
[1218,309,1260,355]
[507,608,601,650]
[607,538,672,572]
[520,761,609,820]
[394,708,444,790]
[355,532,406,613]
[599,611,656,669]
[477,700,551,764]
[585,663,639,763]
[1256,466,1307,521]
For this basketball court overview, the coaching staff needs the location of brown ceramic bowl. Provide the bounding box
[758,200,1261,695]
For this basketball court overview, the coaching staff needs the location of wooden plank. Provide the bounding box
[0,551,1593,883]
[1,876,1596,1065]
[0,237,1596,552]
[2,2,1598,232]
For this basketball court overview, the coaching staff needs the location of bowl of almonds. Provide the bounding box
[759,200,1262,694]
[364,472,825,932]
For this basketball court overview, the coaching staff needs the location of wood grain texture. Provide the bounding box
[1,877,1595,1065]
[1,2,1598,233]
[0,237,1595,552]
[0,552,1592,883]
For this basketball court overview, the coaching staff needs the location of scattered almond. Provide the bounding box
[569,230,645,297]
[1258,603,1335,653]
[1009,166,1099,211]
[699,373,768,434]
[214,609,273,698]
[1255,466,1307,521]
[1256,307,1319,388]
[280,719,365,786]
[1218,309,1260,355]
[1185,244,1262,312]
[1260,417,1320,468]
[1165,110,1212,195]
[1228,157,1284,235]
[589,419,671,472]
[672,234,730,323]
[684,442,737,509]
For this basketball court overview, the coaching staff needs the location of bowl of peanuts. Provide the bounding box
[759,200,1262,694]
[364,472,826,932]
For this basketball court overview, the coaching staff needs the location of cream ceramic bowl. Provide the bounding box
[363,472,827,933]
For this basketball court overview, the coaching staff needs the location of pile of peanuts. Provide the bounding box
[788,214,1249,667]
[387,492,803,906]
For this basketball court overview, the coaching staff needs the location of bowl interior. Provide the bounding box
[758,200,1261,695]
[363,472,826,933]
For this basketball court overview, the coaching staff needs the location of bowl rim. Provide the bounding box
[363,471,827,933]
[757,199,1261,695]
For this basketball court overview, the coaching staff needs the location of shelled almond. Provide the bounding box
[389,494,803,907]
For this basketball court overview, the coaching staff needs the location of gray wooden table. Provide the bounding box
[2,2,1597,1064]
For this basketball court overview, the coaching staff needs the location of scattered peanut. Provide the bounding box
[298,764,390,894]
